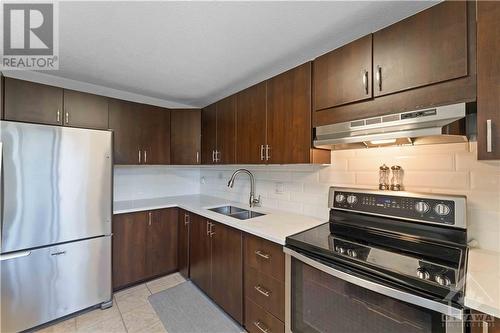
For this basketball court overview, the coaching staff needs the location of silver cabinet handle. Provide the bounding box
[196,151,200,164]
[363,70,369,94]
[487,119,492,153]
[148,212,152,226]
[65,111,69,124]
[255,250,271,260]
[254,285,271,297]
[0,251,31,261]
[184,213,190,225]
[376,65,382,91]
[260,145,265,160]
[206,221,211,236]
[253,321,270,333]
[482,321,489,333]
[56,109,61,122]
[265,145,271,161]
[144,150,147,164]
[212,150,215,163]
[215,150,221,163]
[210,223,215,237]
[138,149,141,164]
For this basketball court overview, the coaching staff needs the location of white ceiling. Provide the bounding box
[20,1,438,108]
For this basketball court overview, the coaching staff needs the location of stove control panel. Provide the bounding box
[330,188,466,228]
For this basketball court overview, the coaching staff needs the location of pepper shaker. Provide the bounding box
[379,164,390,190]
[391,165,403,191]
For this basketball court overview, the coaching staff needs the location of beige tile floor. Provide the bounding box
[37,272,186,333]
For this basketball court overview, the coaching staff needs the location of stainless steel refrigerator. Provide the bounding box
[0,121,112,333]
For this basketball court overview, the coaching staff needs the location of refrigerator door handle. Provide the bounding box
[0,141,3,250]
[1,251,31,261]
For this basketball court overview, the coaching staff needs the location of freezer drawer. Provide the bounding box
[1,236,112,333]
[1,121,112,253]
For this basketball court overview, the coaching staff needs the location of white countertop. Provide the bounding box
[114,194,326,245]
[465,248,500,318]
[115,195,500,318]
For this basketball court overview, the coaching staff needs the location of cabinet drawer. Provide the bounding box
[245,265,284,321]
[245,234,284,281]
[245,298,284,333]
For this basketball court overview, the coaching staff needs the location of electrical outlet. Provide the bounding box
[275,182,285,194]
[200,176,206,184]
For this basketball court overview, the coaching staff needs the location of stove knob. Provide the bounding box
[347,249,358,258]
[346,195,358,205]
[434,203,451,216]
[335,194,346,203]
[335,246,346,254]
[416,267,430,280]
[415,201,430,214]
[435,275,451,286]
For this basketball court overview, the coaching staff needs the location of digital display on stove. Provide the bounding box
[333,191,456,225]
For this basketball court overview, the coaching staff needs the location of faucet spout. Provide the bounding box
[227,169,260,207]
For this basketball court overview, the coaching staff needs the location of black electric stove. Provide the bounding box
[286,187,468,303]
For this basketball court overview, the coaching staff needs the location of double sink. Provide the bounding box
[208,205,265,220]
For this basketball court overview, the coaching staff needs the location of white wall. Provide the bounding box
[114,166,200,201]
[199,142,500,252]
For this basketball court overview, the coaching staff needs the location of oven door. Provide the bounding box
[284,248,464,333]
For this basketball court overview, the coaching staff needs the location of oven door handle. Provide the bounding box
[284,247,463,320]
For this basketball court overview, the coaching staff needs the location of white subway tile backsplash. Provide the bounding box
[198,141,500,252]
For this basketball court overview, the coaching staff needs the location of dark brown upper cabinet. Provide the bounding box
[141,105,171,165]
[236,82,267,164]
[109,99,170,165]
[201,97,236,164]
[314,35,372,110]
[267,62,328,164]
[63,90,109,130]
[201,103,218,164]
[233,64,329,165]
[373,1,468,97]
[171,109,201,165]
[216,96,236,164]
[477,1,500,160]
[4,77,63,125]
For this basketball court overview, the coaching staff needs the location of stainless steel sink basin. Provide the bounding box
[229,210,266,220]
[208,205,265,220]
[209,205,247,215]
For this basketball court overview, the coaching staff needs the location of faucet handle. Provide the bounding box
[252,195,261,207]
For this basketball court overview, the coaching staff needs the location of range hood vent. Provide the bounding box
[314,103,468,150]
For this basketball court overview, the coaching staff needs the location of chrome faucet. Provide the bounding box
[227,169,261,207]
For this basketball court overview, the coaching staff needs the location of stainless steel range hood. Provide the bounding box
[314,103,468,150]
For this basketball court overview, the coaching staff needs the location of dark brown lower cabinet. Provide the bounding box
[245,298,284,333]
[112,208,178,290]
[178,209,190,279]
[189,215,243,324]
[112,211,149,289]
[469,311,500,333]
[147,209,178,277]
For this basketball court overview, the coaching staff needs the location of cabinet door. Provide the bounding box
[147,208,178,277]
[189,215,212,294]
[171,109,201,164]
[373,1,468,97]
[201,103,217,164]
[477,1,500,160]
[210,222,243,324]
[4,78,63,125]
[63,90,109,129]
[141,105,170,165]
[178,209,190,279]
[469,311,500,333]
[314,35,372,110]
[109,99,143,165]
[216,95,236,164]
[236,82,267,164]
[267,62,312,164]
[112,212,148,290]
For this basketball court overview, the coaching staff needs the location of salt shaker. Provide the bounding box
[391,165,403,191]
[379,164,390,190]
